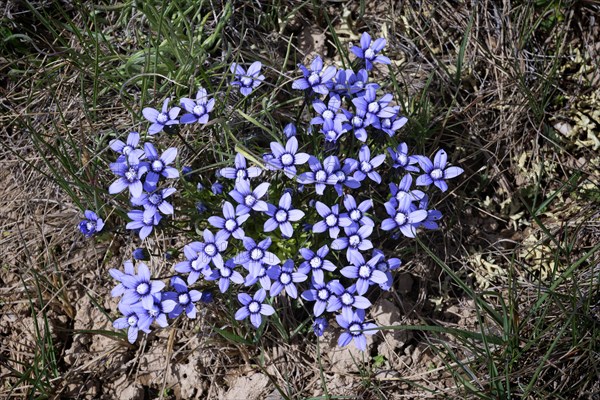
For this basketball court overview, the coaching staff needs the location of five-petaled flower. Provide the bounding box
[350,32,391,71]
[415,149,464,192]
[230,61,265,96]
[235,288,276,328]
[143,98,180,135]
[180,88,215,124]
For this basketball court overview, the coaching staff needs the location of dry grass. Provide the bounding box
[1,0,599,399]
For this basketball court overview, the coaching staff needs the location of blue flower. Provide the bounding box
[117,261,165,309]
[298,245,336,283]
[142,143,179,189]
[354,145,386,184]
[372,107,408,137]
[341,252,388,295]
[113,301,150,344]
[388,142,419,172]
[350,32,391,71]
[298,156,339,195]
[381,196,428,238]
[352,86,395,126]
[312,201,343,239]
[313,317,328,337]
[208,201,250,240]
[233,236,280,278]
[336,310,378,351]
[244,264,272,290]
[268,136,310,178]
[234,288,275,328]
[142,98,180,135]
[283,122,297,138]
[310,95,347,126]
[331,225,373,262]
[132,187,176,215]
[180,88,215,124]
[174,241,210,285]
[264,192,305,238]
[417,194,443,230]
[346,69,379,96]
[195,201,208,214]
[109,260,135,298]
[137,293,169,331]
[342,106,370,142]
[219,153,262,181]
[211,181,224,195]
[415,149,464,192]
[291,56,337,96]
[109,152,148,198]
[372,249,401,291]
[326,282,371,321]
[328,157,360,196]
[132,248,149,261]
[79,210,104,237]
[320,118,349,143]
[204,259,244,293]
[198,228,229,270]
[109,132,142,162]
[267,259,307,298]
[161,276,203,319]
[126,209,162,240]
[338,195,374,229]
[230,61,265,96]
[388,174,425,207]
[301,278,336,316]
[229,179,270,214]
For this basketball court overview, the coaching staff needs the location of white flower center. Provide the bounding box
[193,105,206,116]
[358,265,371,279]
[382,119,392,129]
[157,113,168,123]
[281,153,294,166]
[220,267,231,278]
[86,221,95,231]
[310,257,322,269]
[431,168,443,180]
[125,168,137,182]
[136,282,149,295]
[325,214,337,227]
[365,48,375,59]
[142,214,153,225]
[248,301,260,313]
[225,219,238,232]
[335,171,346,182]
[236,169,247,179]
[275,209,288,223]
[152,160,164,172]
[360,161,372,173]
[315,170,327,182]
[349,322,362,335]
[349,234,361,247]
[244,194,257,207]
[308,72,320,86]
[341,293,354,305]
[367,102,380,114]
[178,293,190,304]
[250,248,264,261]
[123,145,133,155]
[352,116,363,127]
[398,154,408,165]
[241,76,253,87]
[350,209,362,221]
[322,110,334,120]
[394,212,407,226]
[149,193,162,205]
[317,289,329,300]
[280,272,292,285]
[127,315,138,326]
[204,244,217,257]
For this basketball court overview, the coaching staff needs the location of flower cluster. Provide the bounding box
[94,39,464,351]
